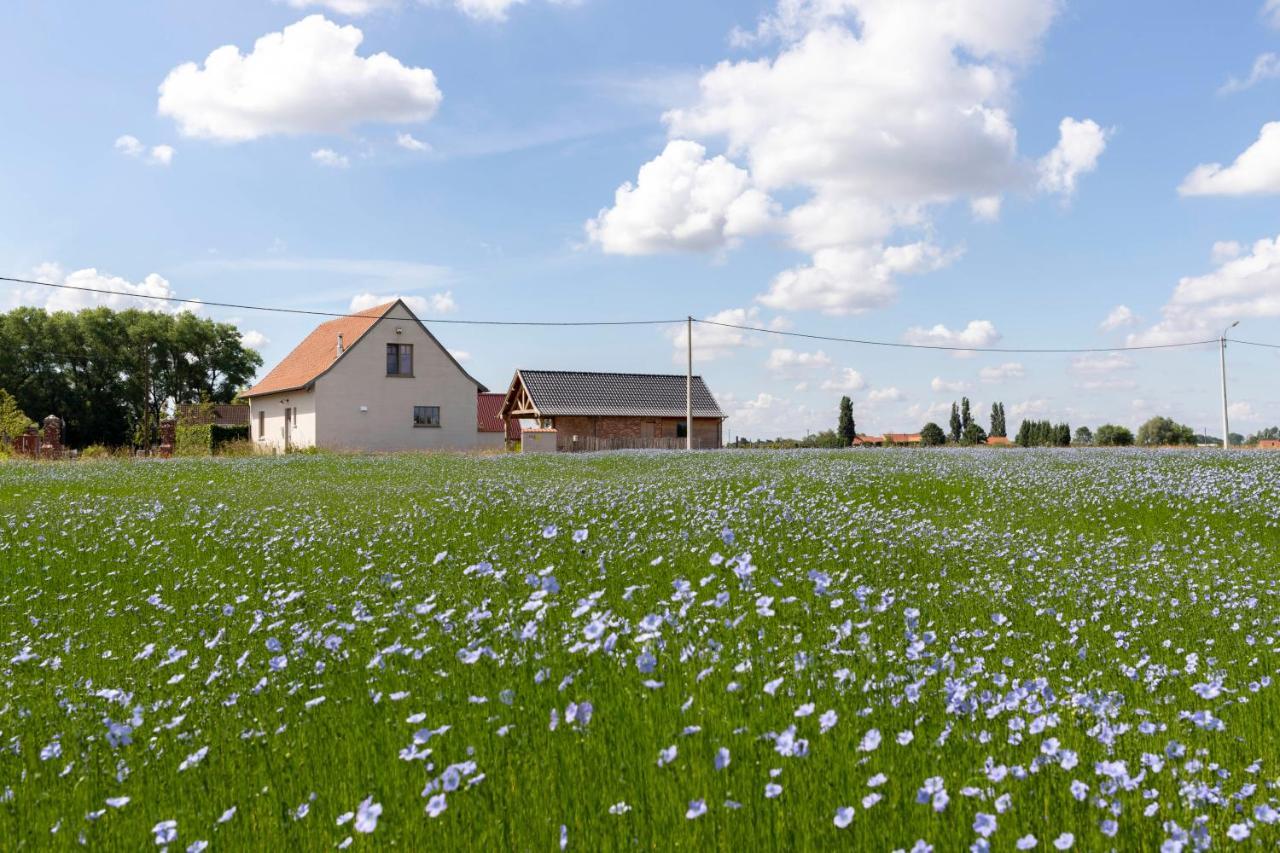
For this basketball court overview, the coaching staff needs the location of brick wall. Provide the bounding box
[551,416,722,448]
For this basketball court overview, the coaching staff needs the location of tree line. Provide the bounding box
[0,307,262,448]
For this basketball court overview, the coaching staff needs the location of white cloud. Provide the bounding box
[312,148,350,168]
[1076,377,1136,392]
[158,15,442,142]
[3,264,200,314]
[970,195,1002,221]
[1179,122,1280,196]
[1099,304,1137,332]
[115,135,176,166]
[820,368,866,392]
[350,290,456,316]
[1010,398,1049,417]
[902,319,1000,351]
[587,140,775,255]
[241,330,270,349]
[1219,52,1280,95]
[979,361,1025,383]
[449,348,472,363]
[765,347,831,376]
[283,0,575,21]
[1265,0,1280,29]
[1229,401,1260,422]
[905,400,953,423]
[396,132,431,152]
[669,306,768,363]
[1037,117,1109,196]
[867,386,905,403]
[759,242,954,315]
[930,377,970,393]
[1129,234,1280,344]
[1211,240,1242,263]
[590,0,1101,314]
[1070,353,1134,374]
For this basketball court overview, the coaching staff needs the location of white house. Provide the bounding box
[241,299,503,452]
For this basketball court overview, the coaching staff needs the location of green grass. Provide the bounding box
[2,449,1279,850]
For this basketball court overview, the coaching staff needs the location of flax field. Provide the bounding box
[2,449,1279,851]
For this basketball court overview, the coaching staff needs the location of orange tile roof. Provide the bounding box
[241,302,395,397]
[986,435,1012,445]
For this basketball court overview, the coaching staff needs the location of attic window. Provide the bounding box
[387,343,413,376]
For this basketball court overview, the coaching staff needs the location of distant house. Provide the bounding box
[986,435,1012,446]
[478,392,521,447]
[175,403,249,427]
[1260,439,1280,450]
[500,370,727,450]
[240,299,501,452]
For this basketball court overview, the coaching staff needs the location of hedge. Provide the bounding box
[175,423,249,456]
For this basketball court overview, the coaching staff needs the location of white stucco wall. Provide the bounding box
[249,390,316,452]
[313,313,490,451]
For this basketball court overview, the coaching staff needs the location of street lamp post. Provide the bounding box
[1220,321,1239,450]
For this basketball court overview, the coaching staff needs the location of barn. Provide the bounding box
[500,370,727,450]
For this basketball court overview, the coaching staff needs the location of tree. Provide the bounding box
[949,402,961,443]
[1015,419,1071,447]
[920,422,946,446]
[989,402,1007,438]
[837,396,856,446]
[1056,423,1072,446]
[1095,424,1135,446]
[1245,426,1280,445]
[0,306,263,448]
[960,397,972,432]
[1136,416,1196,447]
[1074,425,1094,446]
[961,421,987,446]
[0,388,34,441]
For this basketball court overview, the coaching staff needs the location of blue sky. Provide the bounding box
[2,0,1279,439]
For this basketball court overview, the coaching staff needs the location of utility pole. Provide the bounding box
[1220,320,1239,450]
[686,316,693,451]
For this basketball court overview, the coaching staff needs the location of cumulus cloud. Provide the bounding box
[586,140,775,255]
[820,368,866,392]
[1099,304,1137,332]
[979,361,1025,383]
[1128,234,1280,344]
[669,306,770,364]
[1037,117,1110,196]
[1179,122,1280,196]
[396,132,431,152]
[867,386,905,403]
[284,0,399,15]
[158,15,442,142]
[902,319,1000,351]
[930,377,970,393]
[241,330,270,349]
[3,263,200,314]
[115,135,176,166]
[449,348,472,362]
[765,348,831,377]
[311,148,350,168]
[759,243,953,315]
[587,0,1103,314]
[350,290,456,316]
[1010,398,1049,417]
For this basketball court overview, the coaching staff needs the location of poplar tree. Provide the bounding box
[837,396,856,446]
[949,403,961,442]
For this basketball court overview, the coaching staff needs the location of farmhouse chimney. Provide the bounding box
[336,333,344,358]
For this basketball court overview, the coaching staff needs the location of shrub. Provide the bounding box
[175,423,213,457]
[1136,416,1195,447]
[920,422,946,446]
[215,439,258,458]
[1095,424,1135,447]
[80,444,113,460]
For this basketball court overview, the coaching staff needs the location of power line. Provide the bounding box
[693,318,1222,354]
[1228,337,1280,351]
[2,273,1272,354]
[0,276,684,327]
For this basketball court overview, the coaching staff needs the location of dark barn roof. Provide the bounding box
[514,370,726,419]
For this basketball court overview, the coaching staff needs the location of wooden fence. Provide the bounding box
[560,435,710,452]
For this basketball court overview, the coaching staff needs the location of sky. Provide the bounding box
[2,0,1280,440]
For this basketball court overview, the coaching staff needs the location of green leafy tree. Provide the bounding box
[960,397,972,433]
[960,421,987,446]
[920,422,945,446]
[1136,416,1196,446]
[1245,426,1280,445]
[989,402,1007,438]
[1095,424,1135,446]
[837,396,856,446]
[0,306,263,448]
[0,388,34,441]
[949,402,961,443]
[1074,425,1093,446]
